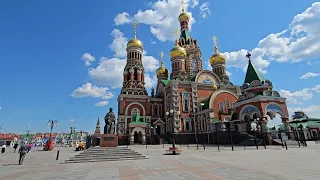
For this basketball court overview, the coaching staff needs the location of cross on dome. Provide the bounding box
[132,22,139,38]
[211,36,219,53]
[246,52,252,61]
[180,0,185,12]
[173,30,180,42]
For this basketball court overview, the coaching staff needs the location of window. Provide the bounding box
[174,62,177,70]
[182,92,189,112]
[218,102,223,112]
[184,117,192,131]
[192,59,198,72]
[154,106,158,116]
[232,102,235,108]
[131,108,140,117]
[225,100,230,110]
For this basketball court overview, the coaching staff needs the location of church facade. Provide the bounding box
[116,6,290,145]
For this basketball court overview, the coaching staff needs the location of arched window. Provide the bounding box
[134,69,138,80]
[192,58,198,72]
[131,108,140,117]
[184,117,192,131]
[154,106,158,116]
[182,92,190,112]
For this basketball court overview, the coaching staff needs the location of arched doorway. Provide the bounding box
[134,132,139,143]
[156,125,161,136]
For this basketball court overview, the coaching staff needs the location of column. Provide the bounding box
[141,134,146,145]
[129,68,134,85]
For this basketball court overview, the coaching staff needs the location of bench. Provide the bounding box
[165,149,182,155]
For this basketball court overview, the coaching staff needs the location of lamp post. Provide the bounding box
[165,108,180,153]
[69,127,76,144]
[79,130,84,142]
[47,120,59,140]
[26,123,31,143]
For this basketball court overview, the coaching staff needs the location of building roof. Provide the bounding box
[180,29,193,45]
[278,117,320,130]
[161,80,170,86]
[244,60,265,84]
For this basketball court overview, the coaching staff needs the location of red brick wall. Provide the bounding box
[212,92,238,120]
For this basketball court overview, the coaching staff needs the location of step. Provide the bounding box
[69,155,146,161]
[75,154,143,158]
[64,157,148,164]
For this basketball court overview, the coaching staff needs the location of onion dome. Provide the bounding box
[127,22,143,48]
[178,11,190,22]
[170,40,187,59]
[156,61,169,77]
[127,37,143,48]
[210,36,226,65]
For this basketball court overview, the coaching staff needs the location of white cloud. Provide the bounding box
[279,88,312,104]
[71,83,114,99]
[109,29,128,58]
[114,0,199,42]
[312,84,320,93]
[288,105,320,118]
[300,72,320,79]
[114,12,132,25]
[199,2,211,18]
[224,2,320,72]
[144,73,158,89]
[143,55,159,72]
[69,119,75,122]
[226,71,232,76]
[88,57,126,89]
[81,53,95,67]
[95,101,109,107]
[279,84,320,104]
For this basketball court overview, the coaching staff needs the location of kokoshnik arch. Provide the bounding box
[114,4,290,145]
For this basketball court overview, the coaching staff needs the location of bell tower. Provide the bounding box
[120,22,148,95]
[178,0,202,78]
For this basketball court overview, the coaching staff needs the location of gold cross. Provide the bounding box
[180,0,185,12]
[133,22,139,38]
[211,36,218,52]
[173,30,180,41]
[159,52,164,60]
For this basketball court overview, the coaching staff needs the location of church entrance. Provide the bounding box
[156,125,161,136]
[134,131,143,144]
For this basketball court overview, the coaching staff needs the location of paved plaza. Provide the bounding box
[0,143,320,180]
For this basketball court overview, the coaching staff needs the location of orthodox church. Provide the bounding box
[115,5,291,145]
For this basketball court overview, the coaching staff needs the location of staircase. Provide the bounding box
[235,131,263,146]
[64,146,147,164]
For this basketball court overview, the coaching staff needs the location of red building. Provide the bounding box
[116,7,290,145]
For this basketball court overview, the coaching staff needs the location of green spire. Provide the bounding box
[244,53,265,84]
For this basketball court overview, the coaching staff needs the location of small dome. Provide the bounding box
[178,12,190,22]
[212,84,217,91]
[127,37,143,48]
[156,62,169,77]
[210,46,226,65]
[170,41,187,59]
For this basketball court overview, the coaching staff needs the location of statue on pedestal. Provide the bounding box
[104,108,117,134]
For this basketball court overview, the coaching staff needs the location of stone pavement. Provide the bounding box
[0,143,319,180]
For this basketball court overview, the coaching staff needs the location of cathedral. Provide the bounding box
[116,5,291,145]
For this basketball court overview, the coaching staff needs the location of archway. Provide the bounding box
[134,132,139,143]
[156,125,161,135]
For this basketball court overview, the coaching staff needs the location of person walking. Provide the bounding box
[18,141,30,165]
[13,142,19,153]
[1,144,6,154]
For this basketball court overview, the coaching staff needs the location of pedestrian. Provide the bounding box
[13,142,19,153]
[18,141,31,165]
[1,144,6,154]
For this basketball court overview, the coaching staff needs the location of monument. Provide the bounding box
[100,108,119,147]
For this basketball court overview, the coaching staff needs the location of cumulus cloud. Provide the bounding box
[114,12,132,25]
[71,83,114,99]
[114,0,200,42]
[288,105,320,118]
[300,72,320,79]
[199,2,211,18]
[81,53,95,66]
[223,2,320,73]
[280,84,320,104]
[95,101,109,107]
[109,29,128,58]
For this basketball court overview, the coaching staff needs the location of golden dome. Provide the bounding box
[156,61,169,77]
[127,37,143,48]
[210,51,226,65]
[178,11,190,22]
[170,40,187,59]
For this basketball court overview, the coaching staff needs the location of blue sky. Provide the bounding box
[0,0,319,134]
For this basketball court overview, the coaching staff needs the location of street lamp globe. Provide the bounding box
[170,109,174,114]
[165,111,169,116]
[177,111,180,115]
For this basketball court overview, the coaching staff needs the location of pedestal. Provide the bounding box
[100,134,118,147]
